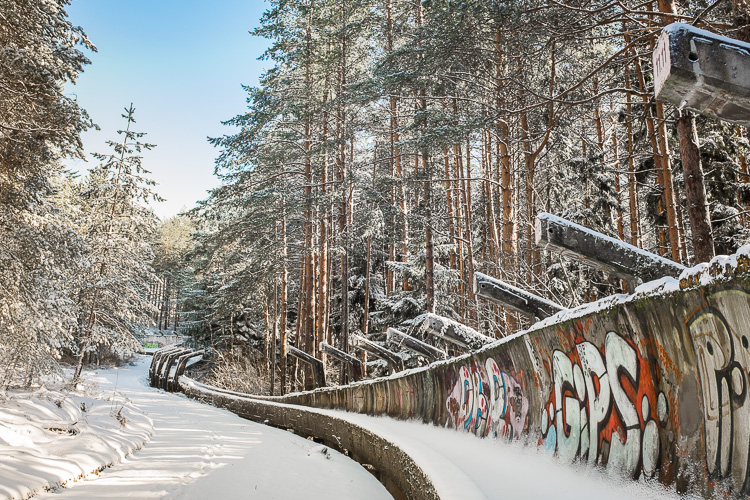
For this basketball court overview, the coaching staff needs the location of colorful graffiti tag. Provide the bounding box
[539,331,669,479]
[688,290,750,493]
[445,358,529,439]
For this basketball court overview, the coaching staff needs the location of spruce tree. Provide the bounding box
[73,104,162,380]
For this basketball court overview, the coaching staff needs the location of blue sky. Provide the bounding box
[64,0,271,219]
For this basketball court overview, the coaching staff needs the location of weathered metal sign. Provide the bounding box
[654,22,750,125]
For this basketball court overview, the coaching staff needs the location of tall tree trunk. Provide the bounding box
[461,140,476,325]
[610,104,625,241]
[623,51,641,247]
[655,101,684,263]
[443,146,457,274]
[677,112,715,263]
[412,0,434,312]
[337,11,350,382]
[280,199,289,395]
[271,282,277,396]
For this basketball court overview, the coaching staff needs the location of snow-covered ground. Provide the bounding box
[187,380,699,500]
[313,411,696,499]
[5,357,388,500]
[0,370,153,500]
[3,356,701,499]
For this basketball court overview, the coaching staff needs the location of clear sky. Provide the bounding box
[64,0,271,219]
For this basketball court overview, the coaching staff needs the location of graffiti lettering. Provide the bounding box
[446,359,529,439]
[689,290,750,492]
[541,331,667,478]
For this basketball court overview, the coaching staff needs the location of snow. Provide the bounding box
[663,22,750,53]
[183,378,696,499]
[0,371,153,500]
[318,411,696,500]
[9,357,389,500]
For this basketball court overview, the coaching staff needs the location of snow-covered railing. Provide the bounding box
[167,350,204,392]
[149,346,203,392]
[474,272,566,320]
[149,346,183,387]
[416,313,494,351]
[320,342,363,382]
[386,328,447,361]
[535,212,686,283]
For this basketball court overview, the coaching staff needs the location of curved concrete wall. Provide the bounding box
[255,252,750,497]
[179,378,439,500]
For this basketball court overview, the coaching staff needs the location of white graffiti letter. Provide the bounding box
[553,350,580,462]
[577,341,610,464]
[605,331,641,477]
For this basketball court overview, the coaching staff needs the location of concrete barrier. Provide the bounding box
[234,249,750,497]
[179,378,439,500]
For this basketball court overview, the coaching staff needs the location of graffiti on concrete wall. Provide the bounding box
[539,331,669,478]
[445,358,529,439]
[688,290,750,492]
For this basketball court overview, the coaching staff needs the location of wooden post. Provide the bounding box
[676,112,715,264]
[473,272,566,320]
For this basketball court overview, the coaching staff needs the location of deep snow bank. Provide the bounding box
[0,377,153,500]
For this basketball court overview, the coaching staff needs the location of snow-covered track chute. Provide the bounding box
[149,346,203,392]
[176,247,750,498]
[179,377,442,500]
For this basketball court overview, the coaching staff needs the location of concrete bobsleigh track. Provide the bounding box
[161,248,750,498]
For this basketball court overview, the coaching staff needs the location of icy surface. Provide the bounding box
[24,358,389,500]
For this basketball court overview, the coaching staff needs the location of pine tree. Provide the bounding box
[73,104,161,380]
[0,0,94,387]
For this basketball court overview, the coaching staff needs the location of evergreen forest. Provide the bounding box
[3,0,750,394]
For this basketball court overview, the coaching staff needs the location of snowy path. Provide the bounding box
[35,358,389,500]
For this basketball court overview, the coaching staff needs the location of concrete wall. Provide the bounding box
[179,378,438,500]
[255,253,750,497]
